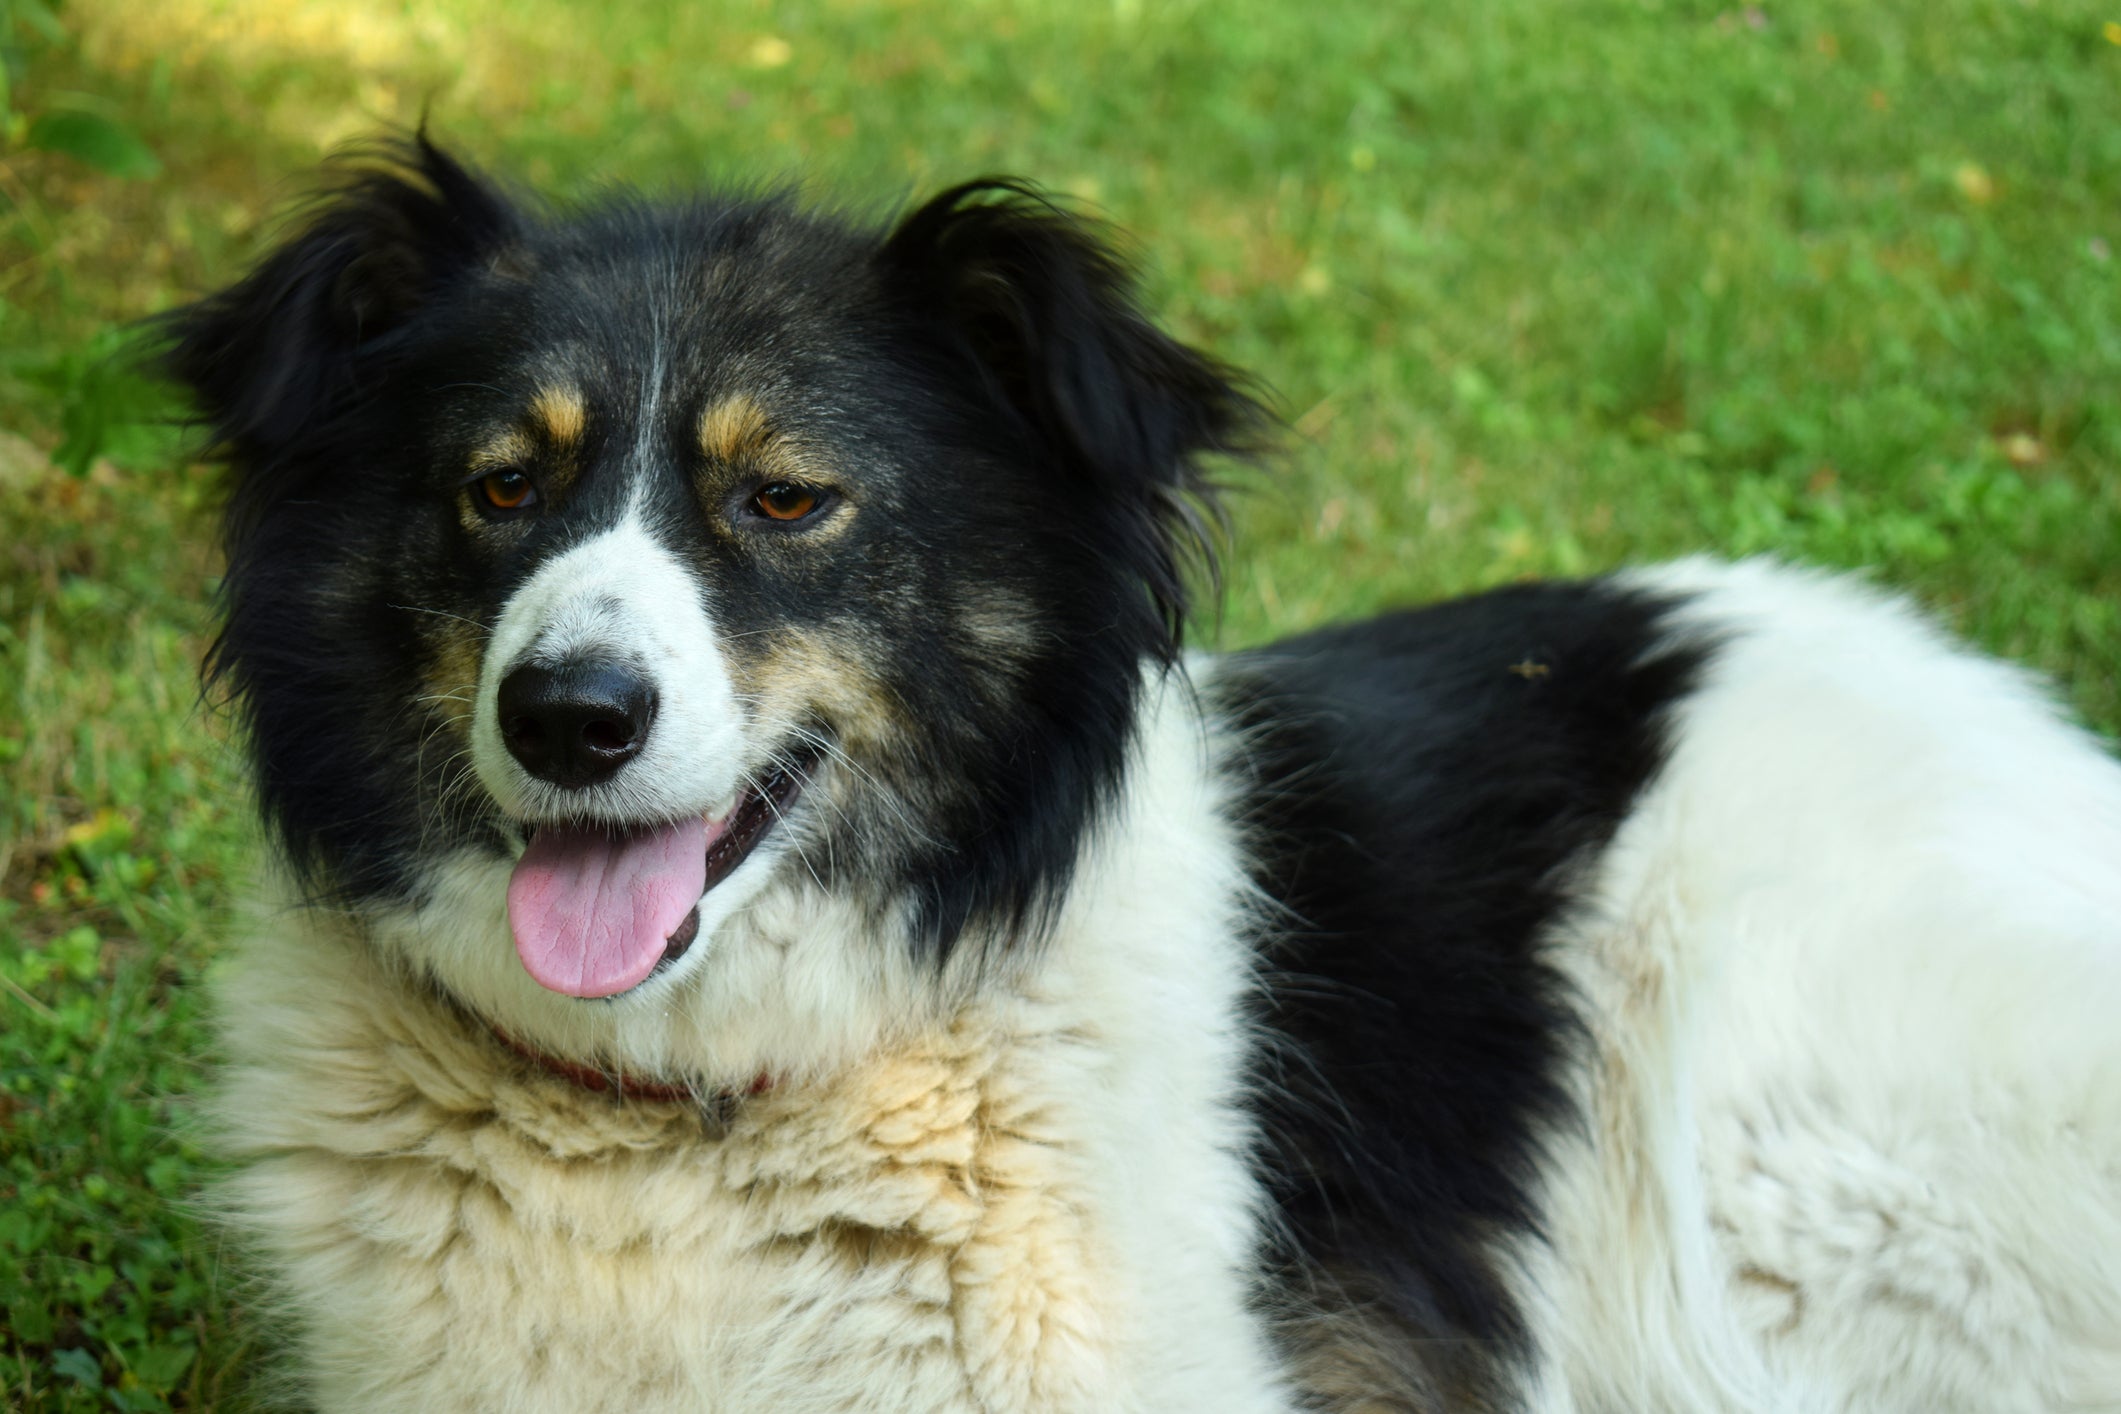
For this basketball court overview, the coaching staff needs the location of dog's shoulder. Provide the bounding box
[1213,558,2121,1410]
[1209,573,1711,1403]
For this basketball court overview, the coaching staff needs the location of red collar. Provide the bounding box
[488,1023,772,1105]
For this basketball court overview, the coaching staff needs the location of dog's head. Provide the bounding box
[163,139,1262,1033]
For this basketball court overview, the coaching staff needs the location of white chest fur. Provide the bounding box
[211,683,1292,1413]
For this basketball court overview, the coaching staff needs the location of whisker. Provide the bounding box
[391,603,491,633]
[734,762,829,894]
[774,722,937,847]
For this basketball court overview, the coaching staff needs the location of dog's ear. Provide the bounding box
[879,181,1270,646]
[158,136,520,461]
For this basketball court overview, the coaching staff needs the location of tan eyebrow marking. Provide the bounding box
[692,390,844,541]
[469,431,535,471]
[530,386,587,448]
[699,392,773,462]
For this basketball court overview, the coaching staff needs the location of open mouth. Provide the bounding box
[505,748,820,999]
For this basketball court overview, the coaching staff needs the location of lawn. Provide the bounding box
[2,0,2116,1407]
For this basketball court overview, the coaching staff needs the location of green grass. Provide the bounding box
[2,0,2116,1406]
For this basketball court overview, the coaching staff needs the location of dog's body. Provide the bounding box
[168,144,2121,1412]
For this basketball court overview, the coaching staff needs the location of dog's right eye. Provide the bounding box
[476,467,539,514]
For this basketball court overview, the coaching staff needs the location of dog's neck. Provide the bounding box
[486,1021,773,1106]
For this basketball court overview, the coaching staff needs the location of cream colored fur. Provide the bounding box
[214,680,1292,1413]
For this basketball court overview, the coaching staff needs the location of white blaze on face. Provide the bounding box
[472,516,747,825]
[469,517,775,997]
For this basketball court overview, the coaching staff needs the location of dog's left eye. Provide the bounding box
[476,468,539,514]
[750,482,823,522]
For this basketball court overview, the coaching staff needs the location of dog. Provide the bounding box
[160,139,2121,1412]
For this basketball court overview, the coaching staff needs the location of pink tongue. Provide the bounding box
[507,817,708,998]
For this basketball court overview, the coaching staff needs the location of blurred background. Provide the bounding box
[1,0,2116,1406]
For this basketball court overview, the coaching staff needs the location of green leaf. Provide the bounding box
[25,110,161,180]
[51,1346,103,1388]
[130,1339,197,1391]
[12,0,68,44]
[6,1296,56,1345]
[20,329,176,476]
[68,1263,116,1304]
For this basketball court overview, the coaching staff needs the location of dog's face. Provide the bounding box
[164,142,1259,1023]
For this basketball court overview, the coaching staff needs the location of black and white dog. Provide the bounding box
[163,140,2121,1412]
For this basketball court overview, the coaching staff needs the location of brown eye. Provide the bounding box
[750,482,820,522]
[478,467,538,513]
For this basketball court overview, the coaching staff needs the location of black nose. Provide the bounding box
[497,659,657,789]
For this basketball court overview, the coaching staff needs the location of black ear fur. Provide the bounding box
[157,136,518,477]
[880,181,1271,652]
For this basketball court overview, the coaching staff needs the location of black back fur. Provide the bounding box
[1218,583,1707,1407]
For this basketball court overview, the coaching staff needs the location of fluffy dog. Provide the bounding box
[161,139,2121,1412]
